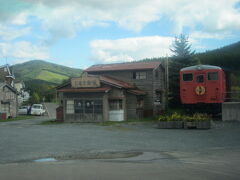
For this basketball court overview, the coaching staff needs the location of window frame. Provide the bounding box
[109,99,123,110]
[67,99,103,115]
[207,72,218,81]
[66,100,74,114]
[182,73,193,82]
[196,74,204,83]
[133,71,147,80]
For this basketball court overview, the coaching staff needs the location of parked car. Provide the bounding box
[30,104,45,116]
[18,106,29,115]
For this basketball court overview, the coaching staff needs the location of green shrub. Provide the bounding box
[158,112,183,121]
[158,112,210,122]
[192,113,210,121]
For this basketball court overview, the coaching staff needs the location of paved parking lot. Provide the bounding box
[0,118,240,179]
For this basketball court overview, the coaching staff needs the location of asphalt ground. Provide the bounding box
[0,117,239,179]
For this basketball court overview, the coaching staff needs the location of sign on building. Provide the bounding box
[71,75,100,88]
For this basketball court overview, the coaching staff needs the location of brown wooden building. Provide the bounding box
[0,65,18,118]
[57,61,166,122]
[0,83,18,118]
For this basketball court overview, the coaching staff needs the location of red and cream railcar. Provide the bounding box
[180,65,226,105]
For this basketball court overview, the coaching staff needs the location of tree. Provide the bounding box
[170,34,195,58]
[168,34,196,107]
[30,92,40,104]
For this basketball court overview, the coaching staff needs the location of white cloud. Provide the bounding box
[0,0,239,64]
[190,31,233,40]
[10,12,29,25]
[30,0,240,33]
[0,0,240,42]
[0,41,49,60]
[90,36,173,63]
[0,25,31,41]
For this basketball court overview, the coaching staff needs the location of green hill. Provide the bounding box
[12,60,83,102]
[12,60,82,84]
[196,41,240,71]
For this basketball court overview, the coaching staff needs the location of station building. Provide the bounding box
[56,61,166,122]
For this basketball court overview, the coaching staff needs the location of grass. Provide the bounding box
[0,115,34,122]
[36,70,69,84]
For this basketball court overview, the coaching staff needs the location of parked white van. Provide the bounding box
[30,104,45,116]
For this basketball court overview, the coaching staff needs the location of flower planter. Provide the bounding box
[157,121,183,129]
[184,120,211,129]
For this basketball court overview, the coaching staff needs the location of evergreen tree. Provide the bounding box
[170,34,195,58]
[168,34,196,107]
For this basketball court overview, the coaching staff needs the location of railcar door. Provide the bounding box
[195,72,207,103]
[206,71,222,103]
[181,72,194,104]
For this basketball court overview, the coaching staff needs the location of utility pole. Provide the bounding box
[165,54,169,111]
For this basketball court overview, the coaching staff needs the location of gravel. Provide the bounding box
[0,118,240,164]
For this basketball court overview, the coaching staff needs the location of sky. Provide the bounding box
[0,0,240,69]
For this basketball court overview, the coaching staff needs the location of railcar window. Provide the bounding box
[196,75,204,83]
[208,72,218,80]
[182,73,193,81]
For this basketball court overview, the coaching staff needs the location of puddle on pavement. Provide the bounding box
[54,151,143,161]
[31,151,176,163]
[33,158,57,162]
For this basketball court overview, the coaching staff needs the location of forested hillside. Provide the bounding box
[139,41,240,71]
[196,41,240,71]
[12,60,82,102]
[12,60,82,84]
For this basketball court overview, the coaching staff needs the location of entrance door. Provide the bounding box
[73,99,103,122]
[2,103,10,117]
[109,99,124,121]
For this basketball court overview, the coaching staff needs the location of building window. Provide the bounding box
[155,90,162,101]
[85,100,94,113]
[74,100,83,113]
[94,100,103,114]
[137,97,144,108]
[70,99,103,114]
[109,99,123,110]
[66,100,74,114]
[133,72,146,79]
[208,72,218,80]
[182,73,193,81]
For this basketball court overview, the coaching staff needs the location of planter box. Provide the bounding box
[184,121,211,129]
[157,121,183,129]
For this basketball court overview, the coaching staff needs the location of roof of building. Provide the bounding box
[57,75,146,95]
[0,82,18,93]
[85,61,161,72]
[100,75,134,89]
[57,87,111,93]
[127,89,146,95]
[181,65,222,71]
[0,64,15,79]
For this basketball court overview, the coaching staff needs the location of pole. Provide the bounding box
[165,54,169,111]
